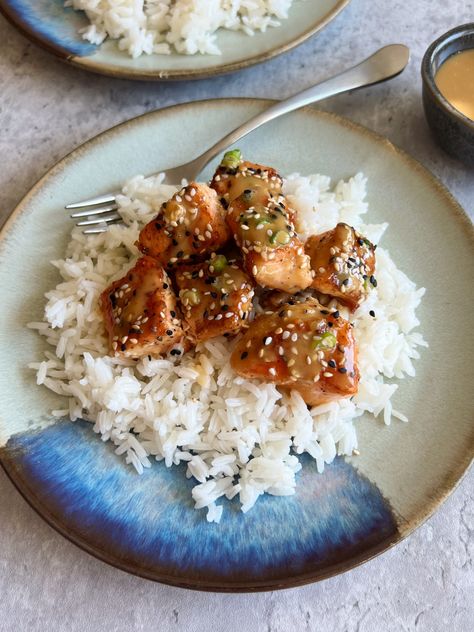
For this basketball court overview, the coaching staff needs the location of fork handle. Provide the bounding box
[189,44,409,177]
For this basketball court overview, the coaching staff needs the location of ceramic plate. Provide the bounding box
[0,100,472,591]
[0,0,350,80]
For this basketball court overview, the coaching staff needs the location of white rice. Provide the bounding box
[28,171,427,522]
[66,0,299,57]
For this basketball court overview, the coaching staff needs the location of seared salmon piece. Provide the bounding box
[100,256,184,358]
[136,183,230,268]
[305,223,376,310]
[175,254,255,344]
[231,298,359,406]
[210,154,283,208]
[210,151,312,293]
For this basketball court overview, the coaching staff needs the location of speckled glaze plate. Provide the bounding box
[0,100,473,591]
[0,0,350,80]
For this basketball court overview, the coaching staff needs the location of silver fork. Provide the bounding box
[67,44,409,234]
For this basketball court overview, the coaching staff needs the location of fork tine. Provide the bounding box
[65,192,117,210]
[83,226,109,235]
[70,204,118,218]
[76,213,122,227]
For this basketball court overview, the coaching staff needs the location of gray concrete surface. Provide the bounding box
[0,0,472,630]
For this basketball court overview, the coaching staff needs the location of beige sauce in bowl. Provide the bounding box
[435,49,474,121]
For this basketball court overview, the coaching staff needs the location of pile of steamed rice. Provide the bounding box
[28,172,427,523]
[66,0,298,57]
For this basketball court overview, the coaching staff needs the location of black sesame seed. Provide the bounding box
[327,322,333,328]
[170,310,176,318]
[342,278,350,286]
[155,223,162,230]
[332,310,339,318]
[109,293,117,307]
[176,250,184,258]
[185,230,191,237]
[222,305,229,311]
[320,309,329,315]
[205,277,215,285]
[192,271,199,278]
[240,351,249,360]
[120,343,126,351]
[211,291,218,298]
[358,238,364,246]
[163,283,169,289]
[338,367,347,374]
[166,330,173,336]
[170,349,181,356]
[369,310,375,317]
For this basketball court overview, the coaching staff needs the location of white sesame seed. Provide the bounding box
[282,331,290,340]
[287,359,295,367]
[225,312,233,318]
[252,265,258,276]
[323,372,333,377]
[264,337,272,346]
[215,314,223,320]
[278,346,284,356]
[291,332,298,342]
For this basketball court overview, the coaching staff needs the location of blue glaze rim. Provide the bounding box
[0,420,400,592]
[0,0,96,58]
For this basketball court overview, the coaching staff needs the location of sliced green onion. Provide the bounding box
[269,230,290,245]
[210,254,227,274]
[310,332,337,350]
[221,149,242,169]
[181,289,200,306]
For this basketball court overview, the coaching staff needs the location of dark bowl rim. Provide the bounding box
[421,22,474,130]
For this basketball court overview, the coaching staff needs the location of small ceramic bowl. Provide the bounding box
[421,23,474,167]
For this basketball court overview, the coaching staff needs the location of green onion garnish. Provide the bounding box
[221,149,242,169]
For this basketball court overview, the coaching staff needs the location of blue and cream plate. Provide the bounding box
[0,100,473,591]
[0,0,350,80]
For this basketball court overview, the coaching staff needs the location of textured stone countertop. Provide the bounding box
[0,1,472,630]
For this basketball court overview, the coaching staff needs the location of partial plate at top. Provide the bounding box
[0,99,472,591]
[0,0,351,80]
